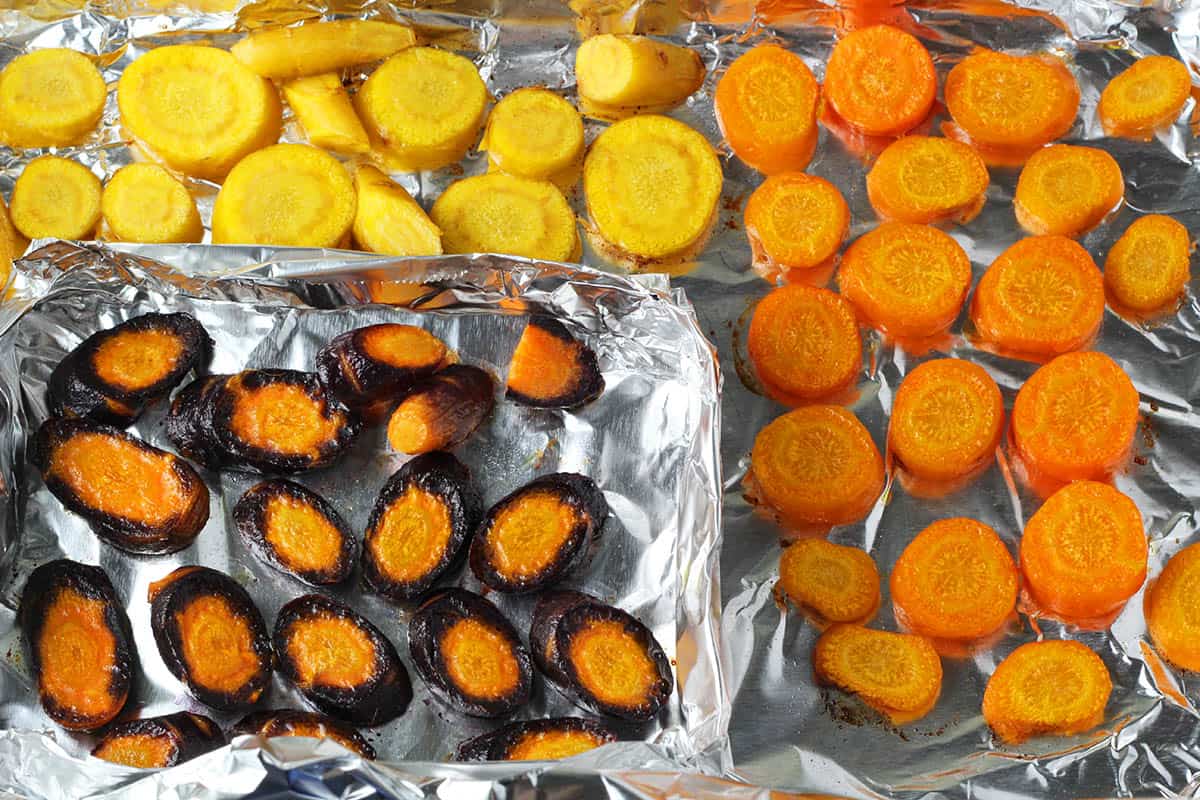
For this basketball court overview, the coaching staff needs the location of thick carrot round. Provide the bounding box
[866,136,989,225]
[1011,352,1139,484]
[1099,55,1192,139]
[888,359,1004,484]
[1013,145,1124,237]
[1020,481,1146,622]
[1105,214,1193,313]
[1146,542,1200,672]
[779,539,880,626]
[824,25,936,137]
[744,173,849,274]
[750,406,884,529]
[714,45,820,174]
[747,285,861,405]
[982,640,1111,744]
[970,235,1104,358]
[814,624,942,724]
[838,222,972,338]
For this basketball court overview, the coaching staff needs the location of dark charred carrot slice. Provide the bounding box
[970,235,1104,358]
[234,480,356,586]
[165,374,230,470]
[470,473,608,594]
[387,364,495,454]
[838,223,972,338]
[506,315,604,409]
[148,566,272,712]
[747,285,862,405]
[1020,481,1146,622]
[234,710,375,759]
[778,538,880,626]
[982,640,1111,744]
[1146,543,1200,672]
[92,712,224,768]
[455,716,617,761]
[1105,214,1193,312]
[1099,55,1192,139]
[890,518,1018,641]
[19,560,135,731]
[744,173,850,275]
[32,417,209,555]
[409,588,533,718]
[813,624,942,724]
[714,44,820,175]
[274,594,412,726]
[865,136,989,225]
[315,323,449,411]
[1013,144,1124,237]
[1011,352,1139,483]
[824,25,936,137]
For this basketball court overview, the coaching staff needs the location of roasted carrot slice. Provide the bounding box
[101,164,203,244]
[744,173,849,275]
[235,710,375,759]
[231,19,416,81]
[432,174,579,262]
[970,235,1104,358]
[1099,55,1192,139]
[352,166,443,257]
[93,712,223,768]
[747,285,861,405]
[982,640,1111,744]
[484,88,584,188]
[814,624,942,724]
[234,480,356,587]
[456,717,617,761]
[749,405,884,528]
[0,48,106,148]
[575,35,704,119]
[715,45,820,174]
[824,25,936,137]
[865,136,989,225]
[506,315,604,409]
[316,322,449,410]
[778,539,880,626]
[387,364,495,454]
[1146,543,1200,672]
[890,518,1017,641]
[282,73,371,156]
[1020,481,1146,622]
[9,156,101,241]
[1105,214,1193,312]
[1013,144,1124,237]
[1011,352,1139,484]
[838,223,972,339]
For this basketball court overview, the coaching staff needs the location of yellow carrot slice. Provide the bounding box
[575,34,704,119]
[101,164,202,244]
[10,156,101,241]
[352,165,443,256]
[231,20,417,81]
[432,174,577,262]
[0,49,106,148]
[282,73,370,156]
[483,88,584,188]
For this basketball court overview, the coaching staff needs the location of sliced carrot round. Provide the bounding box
[1104,214,1193,312]
[1099,55,1192,139]
[814,624,942,724]
[824,25,936,137]
[714,45,820,175]
[1011,351,1139,483]
[838,222,972,338]
[747,285,861,404]
[744,173,849,273]
[1146,542,1200,672]
[970,235,1104,358]
[779,538,880,625]
[982,640,1111,744]
[1020,480,1146,622]
[866,136,989,225]
[1013,145,1124,237]
[750,405,885,528]
[888,359,1004,483]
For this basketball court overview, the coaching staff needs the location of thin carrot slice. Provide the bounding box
[814,624,942,724]
[1020,481,1146,622]
[838,223,972,338]
[483,88,584,188]
[823,25,936,137]
[0,49,106,148]
[9,156,101,241]
[1013,145,1123,237]
[970,235,1104,358]
[866,136,989,225]
[101,164,202,244]
[747,285,861,405]
[982,640,1111,744]
[1099,55,1192,139]
[887,359,1004,484]
[1146,542,1200,672]
[749,405,884,528]
[1105,214,1193,313]
[714,45,820,175]
[744,173,849,274]
[778,539,880,626]
[1011,352,1140,483]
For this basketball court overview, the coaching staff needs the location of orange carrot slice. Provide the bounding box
[823,25,936,137]
[970,235,1104,358]
[1013,144,1124,237]
[779,539,880,626]
[1146,542,1200,672]
[866,135,989,225]
[744,173,849,275]
[714,45,820,174]
[814,624,942,724]
[1099,55,1192,139]
[1105,214,1193,313]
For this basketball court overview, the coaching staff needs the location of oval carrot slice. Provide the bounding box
[814,624,942,724]
[1099,55,1192,139]
[779,539,880,626]
[838,222,972,338]
[1146,542,1200,672]
[982,640,1111,744]
[970,235,1104,358]
[1011,352,1139,484]
[1020,480,1146,622]
[714,45,820,175]
[744,173,849,275]
[1105,214,1193,313]
[887,359,1004,484]
[747,285,861,405]
[824,25,936,137]
[866,136,989,225]
[1013,144,1124,237]
[749,405,884,528]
